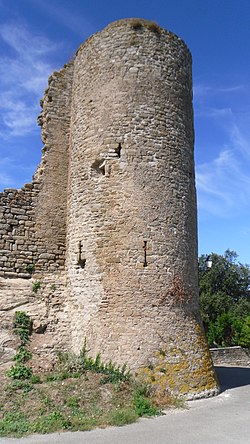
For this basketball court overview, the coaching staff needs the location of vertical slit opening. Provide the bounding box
[77,241,86,268]
[143,240,148,267]
[115,143,122,158]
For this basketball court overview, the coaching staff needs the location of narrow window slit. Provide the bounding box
[77,241,86,268]
[115,143,122,158]
[143,240,148,267]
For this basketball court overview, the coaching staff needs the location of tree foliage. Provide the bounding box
[198,250,250,348]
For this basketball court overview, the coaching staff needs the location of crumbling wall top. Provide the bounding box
[76,18,191,60]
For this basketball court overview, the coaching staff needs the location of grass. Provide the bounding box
[0,359,181,437]
[129,19,161,34]
[0,371,162,437]
[0,320,183,438]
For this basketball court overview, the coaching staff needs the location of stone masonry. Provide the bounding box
[0,19,219,399]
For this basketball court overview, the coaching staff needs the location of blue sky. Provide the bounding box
[0,0,249,264]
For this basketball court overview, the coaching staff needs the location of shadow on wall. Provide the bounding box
[215,366,250,392]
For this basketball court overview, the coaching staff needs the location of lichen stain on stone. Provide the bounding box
[138,322,219,399]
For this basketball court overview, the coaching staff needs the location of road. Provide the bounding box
[1,366,250,444]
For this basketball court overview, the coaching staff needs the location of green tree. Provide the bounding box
[198,250,250,348]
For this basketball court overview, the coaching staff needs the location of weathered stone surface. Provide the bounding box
[0,18,219,398]
[0,276,70,363]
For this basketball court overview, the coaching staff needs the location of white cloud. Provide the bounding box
[193,84,212,98]
[0,23,57,58]
[0,23,59,138]
[194,80,250,218]
[196,124,250,217]
[230,122,250,159]
[193,83,245,98]
[0,91,38,136]
[195,107,233,118]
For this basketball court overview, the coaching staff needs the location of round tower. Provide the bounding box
[66,19,218,398]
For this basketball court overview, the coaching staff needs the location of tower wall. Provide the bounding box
[35,62,74,272]
[66,19,218,398]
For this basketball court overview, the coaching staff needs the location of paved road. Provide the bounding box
[1,366,250,444]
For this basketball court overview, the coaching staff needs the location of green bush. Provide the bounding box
[133,394,161,417]
[45,372,70,382]
[5,380,33,392]
[6,364,33,380]
[13,312,32,345]
[237,316,250,348]
[31,411,70,434]
[14,346,32,363]
[207,313,250,348]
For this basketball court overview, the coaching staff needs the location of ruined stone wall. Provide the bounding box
[0,185,37,278]
[66,19,218,399]
[0,62,73,277]
[210,347,250,367]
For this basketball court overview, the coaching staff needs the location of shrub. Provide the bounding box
[7,312,35,382]
[13,312,32,345]
[32,281,41,293]
[45,372,70,382]
[30,375,41,384]
[14,346,32,364]
[5,380,33,393]
[7,364,33,380]
[133,394,161,417]
[207,313,250,348]
[30,411,70,434]
[237,316,250,348]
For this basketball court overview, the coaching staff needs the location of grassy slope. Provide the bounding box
[0,365,178,437]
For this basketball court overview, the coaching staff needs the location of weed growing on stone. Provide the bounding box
[56,338,131,384]
[26,263,35,274]
[7,312,33,381]
[130,19,143,30]
[32,281,41,293]
[146,21,161,34]
[13,311,32,345]
[14,346,32,363]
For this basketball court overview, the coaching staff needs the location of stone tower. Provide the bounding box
[0,19,219,399]
[66,19,218,398]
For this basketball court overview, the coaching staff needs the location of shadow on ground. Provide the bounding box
[215,366,250,392]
